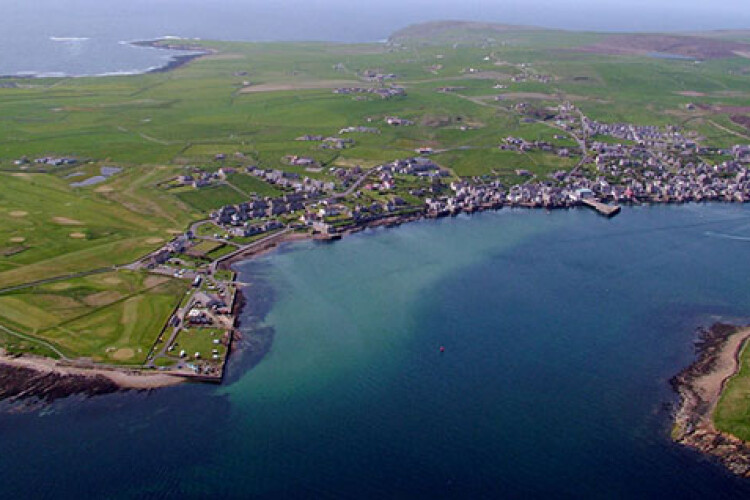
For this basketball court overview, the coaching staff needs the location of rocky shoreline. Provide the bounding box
[0,361,120,405]
[0,350,186,408]
[671,323,750,477]
[130,39,215,74]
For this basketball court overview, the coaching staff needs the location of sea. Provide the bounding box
[4,205,750,498]
[1,0,750,77]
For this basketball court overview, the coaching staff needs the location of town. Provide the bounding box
[7,74,750,385]
[120,101,750,382]
[165,106,750,243]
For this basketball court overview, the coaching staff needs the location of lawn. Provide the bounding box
[225,173,284,198]
[0,171,181,287]
[174,184,247,212]
[0,270,188,364]
[432,148,578,178]
[714,339,750,441]
[169,327,228,362]
[187,240,225,257]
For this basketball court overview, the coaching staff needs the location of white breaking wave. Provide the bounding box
[49,36,90,43]
[704,231,750,242]
[96,70,141,77]
[22,71,68,78]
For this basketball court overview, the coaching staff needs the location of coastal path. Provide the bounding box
[209,227,293,274]
[0,324,68,359]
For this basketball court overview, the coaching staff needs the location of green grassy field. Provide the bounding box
[225,173,284,197]
[714,338,750,441]
[0,169,190,287]
[169,327,228,362]
[0,270,188,364]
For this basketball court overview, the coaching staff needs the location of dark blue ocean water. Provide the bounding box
[1,0,749,76]
[3,205,750,498]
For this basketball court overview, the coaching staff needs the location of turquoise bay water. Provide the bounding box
[4,205,750,498]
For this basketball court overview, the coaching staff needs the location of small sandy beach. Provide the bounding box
[672,324,750,477]
[0,350,185,392]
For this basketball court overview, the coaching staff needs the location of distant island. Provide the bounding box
[1,20,750,473]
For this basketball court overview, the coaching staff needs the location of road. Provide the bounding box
[146,305,190,368]
[0,266,115,295]
[209,227,293,273]
[0,324,68,359]
[534,110,590,180]
[709,119,750,142]
[333,169,373,199]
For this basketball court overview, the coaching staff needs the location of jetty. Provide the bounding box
[581,199,621,217]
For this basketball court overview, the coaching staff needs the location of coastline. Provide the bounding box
[220,230,311,270]
[0,205,746,406]
[0,38,213,80]
[130,39,215,74]
[671,323,750,477]
[0,229,306,406]
[0,350,185,405]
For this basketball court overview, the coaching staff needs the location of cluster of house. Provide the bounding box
[359,69,397,81]
[437,86,467,93]
[426,181,506,215]
[582,118,692,149]
[424,136,750,215]
[176,167,239,188]
[294,135,354,150]
[333,86,406,99]
[339,126,380,134]
[207,157,448,235]
[733,145,750,161]
[284,155,318,167]
[246,165,336,193]
[510,73,551,84]
[587,143,750,203]
[147,233,193,267]
[301,197,413,234]
[172,98,750,244]
[417,106,750,214]
[500,136,573,157]
[186,308,213,326]
[385,116,414,126]
[214,193,306,224]
[380,157,450,178]
[426,179,602,215]
[15,156,78,166]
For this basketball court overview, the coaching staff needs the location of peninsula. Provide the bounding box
[672,324,750,477]
[2,22,750,469]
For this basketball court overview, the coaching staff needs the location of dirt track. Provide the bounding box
[240,80,360,93]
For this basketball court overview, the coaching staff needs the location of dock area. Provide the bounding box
[581,199,621,217]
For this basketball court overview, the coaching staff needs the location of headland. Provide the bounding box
[672,324,750,477]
